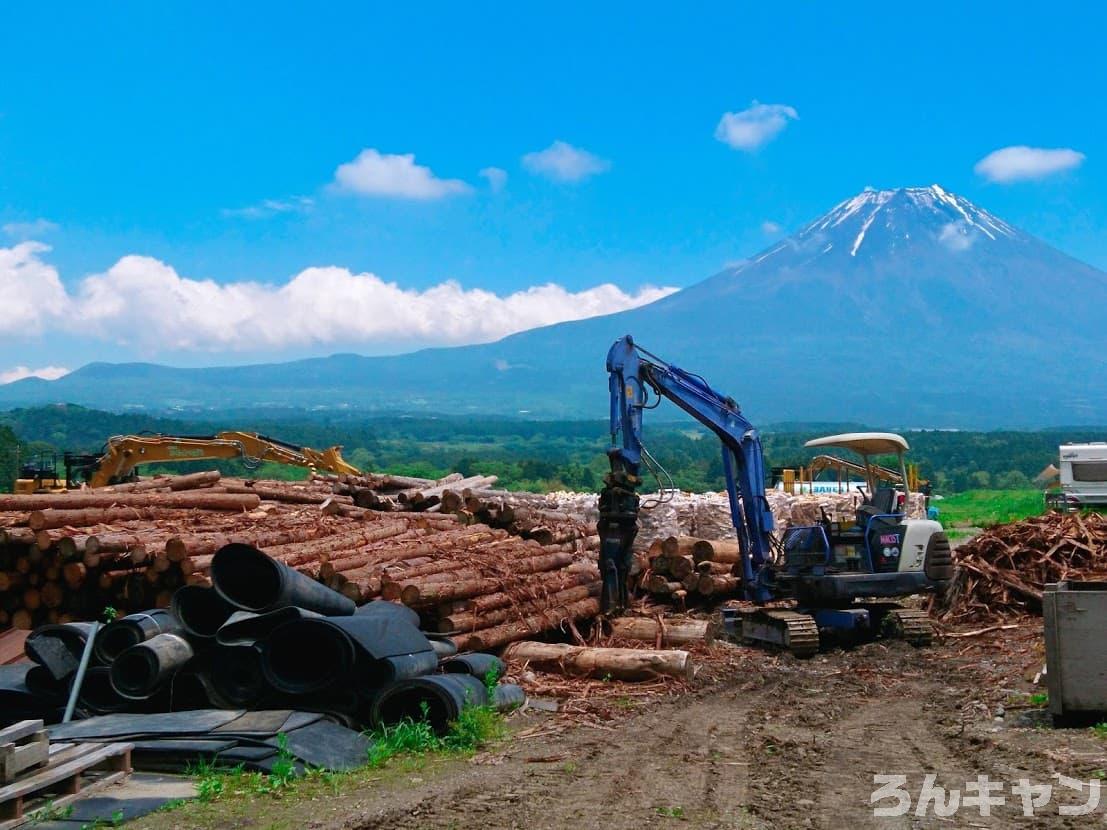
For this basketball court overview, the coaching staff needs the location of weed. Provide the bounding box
[1092,722,1107,739]
[657,805,686,819]
[614,696,636,709]
[1029,692,1048,706]
[601,672,613,682]
[367,705,505,766]
[29,800,74,823]
[1094,769,1107,780]
[443,705,504,752]
[483,664,501,697]
[101,605,118,622]
[79,808,125,829]
[562,761,578,774]
[258,733,297,794]
[367,718,440,766]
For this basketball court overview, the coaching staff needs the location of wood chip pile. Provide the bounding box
[936,511,1107,622]
[0,471,600,650]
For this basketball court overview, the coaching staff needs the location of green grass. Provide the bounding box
[933,489,1045,528]
[367,704,506,767]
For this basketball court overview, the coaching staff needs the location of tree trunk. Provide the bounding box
[0,492,260,511]
[609,616,716,646]
[692,539,741,564]
[502,641,695,682]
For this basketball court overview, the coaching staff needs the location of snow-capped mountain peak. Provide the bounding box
[794,184,1023,260]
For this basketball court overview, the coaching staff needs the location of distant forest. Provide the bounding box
[0,404,1101,494]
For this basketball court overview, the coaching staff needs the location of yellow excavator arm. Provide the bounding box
[85,431,361,488]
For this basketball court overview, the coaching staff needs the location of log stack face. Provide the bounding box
[0,471,600,650]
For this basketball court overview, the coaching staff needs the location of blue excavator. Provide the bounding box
[597,335,952,657]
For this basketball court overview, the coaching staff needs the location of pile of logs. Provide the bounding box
[639,535,744,605]
[0,471,604,654]
[936,512,1107,622]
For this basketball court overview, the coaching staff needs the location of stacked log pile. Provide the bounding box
[0,471,601,653]
[936,512,1107,622]
[638,535,744,605]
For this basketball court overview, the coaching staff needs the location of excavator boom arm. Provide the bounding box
[599,335,775,612]
[85,431,360,487]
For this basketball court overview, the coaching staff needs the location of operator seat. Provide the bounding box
[855,487,898,526]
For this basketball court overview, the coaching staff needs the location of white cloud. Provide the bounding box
[760,220,783,235]
[715,102,798,151]
[974,146,1085,183]
[222,197,314,219]
[479,167,508,192]
[3,219,58,239]
[332,149,471,199]
[0,242,676,354]
[0,242,70,335]
[522,141,610,182]
[0,365,69,384]
[938,222,974,252]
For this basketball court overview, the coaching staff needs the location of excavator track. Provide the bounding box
[881,608,934,646]
[740,609,820,659]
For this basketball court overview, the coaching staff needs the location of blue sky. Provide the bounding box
[0,2,1103,379]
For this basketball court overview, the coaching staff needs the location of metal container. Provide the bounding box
[1044,581,1107,719]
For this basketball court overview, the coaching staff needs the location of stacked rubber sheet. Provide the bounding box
[50,709,372,773]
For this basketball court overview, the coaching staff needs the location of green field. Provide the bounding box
[931,489,1046,529]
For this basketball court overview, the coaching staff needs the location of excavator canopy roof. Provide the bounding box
[804,432,910,456]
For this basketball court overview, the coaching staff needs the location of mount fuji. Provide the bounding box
[4,185,1106,427]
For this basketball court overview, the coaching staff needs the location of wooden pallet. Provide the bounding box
[0,722,48,785]
[0,740,133,829]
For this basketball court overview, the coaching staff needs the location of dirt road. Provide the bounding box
[137,625,1107,830]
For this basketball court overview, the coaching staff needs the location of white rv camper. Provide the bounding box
[1057,443,1107,507]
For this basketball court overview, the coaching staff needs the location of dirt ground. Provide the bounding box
[132,617,1107,830]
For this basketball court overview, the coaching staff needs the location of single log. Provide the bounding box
[168,470,222,490]
[453,598,601,651]
[609,616,716,646]
[695,560,732,575]
[222,483,349,505]
[692,538,741,565]
[165,524,327,561]
[29,506,196,531]
[661,536,700,557]
[646,575,681,594]
[665,555,695,579]
[1,527,37,546]
[0,492,261,511]
[697,574,742,596]
[503,641,694,682]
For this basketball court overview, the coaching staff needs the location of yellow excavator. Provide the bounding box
[62,431,361,489]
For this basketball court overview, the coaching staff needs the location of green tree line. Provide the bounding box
[0,404,1101,494]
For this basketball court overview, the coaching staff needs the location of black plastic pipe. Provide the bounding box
[76,666,131,714]
[211,543,355,616]
[370,674,488,735]
[110,632,194,700]
[210,643,268,706]
[95,609,181,665]
[441,653,505,679]
[261,619,356,695]
[171,586,235,640]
